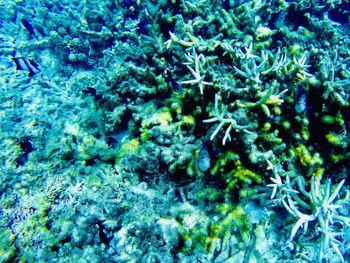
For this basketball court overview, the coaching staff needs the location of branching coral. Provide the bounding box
[203,94,252,145]
[268,173,349,262]
[179,47,212,94]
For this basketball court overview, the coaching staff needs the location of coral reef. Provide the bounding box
[0,0,349,262]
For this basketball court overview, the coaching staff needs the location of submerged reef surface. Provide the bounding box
[0,0,349,262]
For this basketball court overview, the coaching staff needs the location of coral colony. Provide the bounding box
[0,0,349,262]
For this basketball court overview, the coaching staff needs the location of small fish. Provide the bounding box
[21,19,38,40]
[82,87,103,100]
[12,57,41,77]
[198,147,210,172]
[295,92,307,114]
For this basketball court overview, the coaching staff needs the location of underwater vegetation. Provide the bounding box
[0,0,349,262]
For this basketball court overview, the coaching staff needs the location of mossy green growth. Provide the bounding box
[321,112,344,126]
[291,144,324,179]
[294,144,322,166]
[115,138,140,166]
[0,229,16,262]
[262,122,272,132]
[260,129,283,146]
[281,120,291,130]
[210,151,261,196]
[76,135,101,160]
[186,149,201,177]
[331,152,350,163]
[300,121,310,141]
[195,187,223,202]
[154,75,169,93]
[144,108,173,127]
[140,108,173,141]
[289,44,302,56]
[325,132,348,148]
[210,150,240,175]
[2,138,24,168]
[176,208,209,253]
[239,187,258,201]
[181,115,195,130]
[206,204,251,253]
[224,161,262,193]
[178,202,251,255]
[254,38,273,49]
[216,204,248,229]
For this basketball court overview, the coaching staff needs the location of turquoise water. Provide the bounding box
[0,1,349,262]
